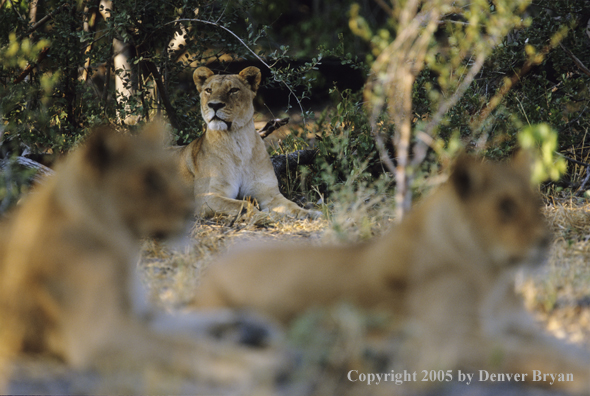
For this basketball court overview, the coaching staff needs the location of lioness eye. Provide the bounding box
[229,88,240,94]
[498,197,517,222]
[205,88,212,94]
[144,169,164,193]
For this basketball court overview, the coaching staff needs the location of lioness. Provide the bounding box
[0,122,282,393]
[175,66,321,219]
[193,153,590,393]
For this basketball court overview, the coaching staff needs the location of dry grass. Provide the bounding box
[138,207,401,395]
[522,198,590,347]
[140,180,398,311]
[140,214,333,309]
[135,192,590,395]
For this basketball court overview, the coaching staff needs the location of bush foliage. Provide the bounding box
[1,0,590,213]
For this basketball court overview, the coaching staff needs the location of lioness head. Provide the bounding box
[449,152,550,268]
[193,66,261,132]
[81,122,195,240]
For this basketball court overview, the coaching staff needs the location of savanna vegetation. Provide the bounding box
[2,0,590,394]
[2,0,589,213]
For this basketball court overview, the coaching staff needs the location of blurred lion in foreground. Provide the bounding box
[194,153,590,394]
[0,122,282,393]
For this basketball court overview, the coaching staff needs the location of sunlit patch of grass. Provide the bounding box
[521,198,590,347]
[140,214,331,308]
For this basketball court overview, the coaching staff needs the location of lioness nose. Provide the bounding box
[208,101,225,111]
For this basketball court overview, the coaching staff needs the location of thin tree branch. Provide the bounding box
[559,43,590,78]
[163,18,307,121]
[371,126,396,175]
[411,51,486,167]
[13,46,49,83]
[144,61,181,130]
[372,0,393,16]
[9,3,71,84]
[558,152,590,168]
[472,42,554,130]
[17,3,68,41]
[8,0,25,22]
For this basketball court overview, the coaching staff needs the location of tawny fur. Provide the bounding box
[0,122,281,392]
[174,66,321,219]
[193,153,590,394]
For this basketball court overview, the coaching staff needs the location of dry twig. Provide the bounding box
[559,43,590,78]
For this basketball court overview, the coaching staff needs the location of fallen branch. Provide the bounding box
[258,117,289,139]
[12,156,53,175]
[576,165,590,196]
[0,156,54,184]
[554,153,590,196]
[270,149,316,180]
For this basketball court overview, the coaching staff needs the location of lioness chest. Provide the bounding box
[198,128,275,200]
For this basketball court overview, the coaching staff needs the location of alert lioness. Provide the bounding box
[175,66,321,219]
[0,122,282,393]
[194,153,590,393]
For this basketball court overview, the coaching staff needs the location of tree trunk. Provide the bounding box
[80,0,99,83]
[144,61,181,130]
[100,0,138,125]
[112,37,138,125]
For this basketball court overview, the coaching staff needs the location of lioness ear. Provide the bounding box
[140,119,170,146]
[510,148,533,183]
[450,154,486,200]
[239,66,261,92]
[193,67,214,92]
[84,127,129,173]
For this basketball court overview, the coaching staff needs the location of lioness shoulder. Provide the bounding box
[193,153,590,393]
[176,66,321,220]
